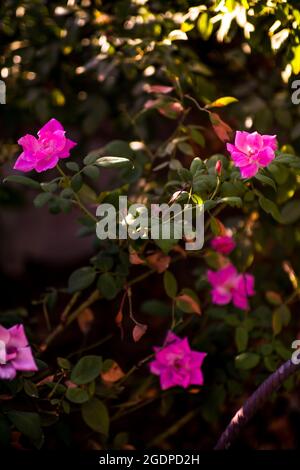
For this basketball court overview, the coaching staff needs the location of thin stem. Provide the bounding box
[185,95,210,115]
[171,299,176,329]
[210,176,221,200]
[56,163,97,223]
[73,192,98,223]
[42,300,51,332]
[60,292,80,323]
[111,397,157,422]
[119,353,155,385]
[204,203,226,232]
[147,408,199,447]
[67,334,113,358]
[41,290,101,351]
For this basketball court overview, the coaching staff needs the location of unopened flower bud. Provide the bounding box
[215,160,222,175]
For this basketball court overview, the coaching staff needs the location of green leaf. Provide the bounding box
[235,326,248,353]
[57,357,71,370]
[279,304,291,326]
[71,355,103,385]
[60,188,73,198]
[81,398,109,435]
[104,140,135,158]
[68,267,96,293]
[66,387,90,404]
[178,142,194,156]
[97,273,118,300]
[281,200,300,224]
[275,153,300,167]
[7,411,43,446]
[191,194,203,205]
[204,200,218,211]
[189,128,205,147]
[84,149,103,165]
[193,173,216,192]
[3,175,40,189]
[255,173,276,191]
[163,271,178,298]
[71,174,83,192]
[24,380,39,398]
[264,355,278,372]
[235,352,260,370]
[33,192,52,208]
[272,309,282,336]
[83,165,100,180]
[96,156,132,168]
[154,237,178,254]
[190,157,204,175]
[273,304,291,335]
[218,196,242,208]
[40,182,58,193]
[66,162,80,172]
[177,168,192,183]
[258,196,281,222]
[260,343,273,356]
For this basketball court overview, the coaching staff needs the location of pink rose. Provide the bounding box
[0,324,38,380]
[226,131,277,179]
[207,264,255,310]
[149,331,206,390]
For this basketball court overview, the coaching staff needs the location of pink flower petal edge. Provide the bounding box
[14,118,77,173]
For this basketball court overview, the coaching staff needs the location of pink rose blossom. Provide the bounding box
[149,331,206,390]
[226,131,277,179]
[0,324,38,380]
[211,235,236,255]
[14,118,77,173]
[207,264,255,310]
